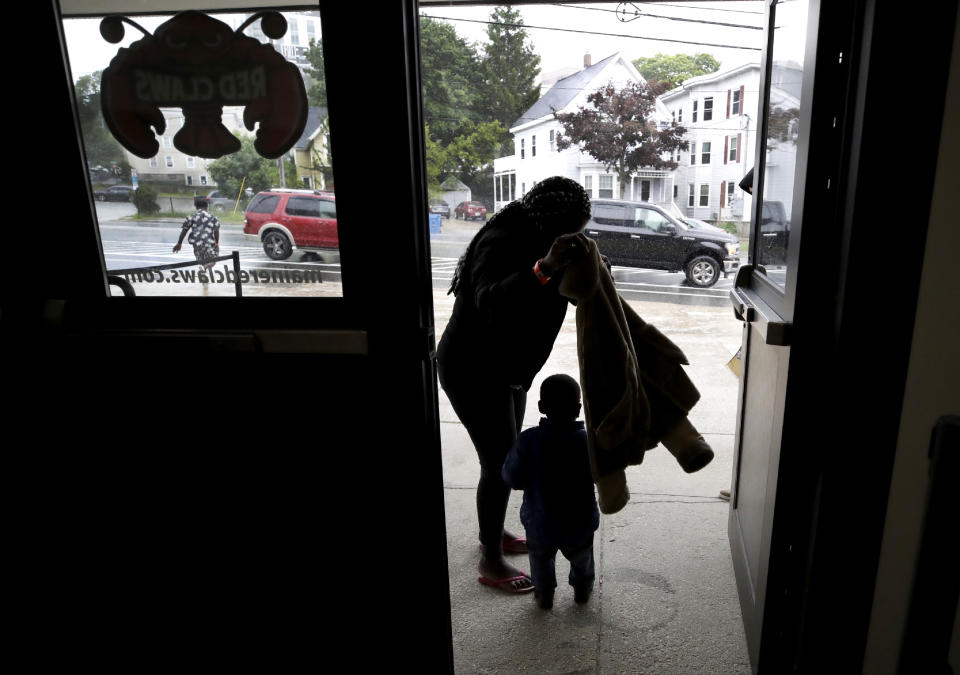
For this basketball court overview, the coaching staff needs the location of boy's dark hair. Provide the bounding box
[539,374,582,420]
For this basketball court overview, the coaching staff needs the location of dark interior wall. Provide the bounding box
[862,8,960,671]
[6,2,451,669]
[773,1,959,672]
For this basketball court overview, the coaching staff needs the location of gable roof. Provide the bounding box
[295,106,328,150]
[659,63,760,102]
[511,53,619,129]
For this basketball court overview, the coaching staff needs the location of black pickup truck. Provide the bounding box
[584,199,740,287]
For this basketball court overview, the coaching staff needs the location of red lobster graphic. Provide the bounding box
[100,11,308,159]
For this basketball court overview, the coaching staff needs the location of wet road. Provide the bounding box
[96,203,738,306]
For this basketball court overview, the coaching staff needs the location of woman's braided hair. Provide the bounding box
[448,176,591,296]
[520,176,591,235]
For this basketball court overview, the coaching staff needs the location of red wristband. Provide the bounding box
[533,259,551,285]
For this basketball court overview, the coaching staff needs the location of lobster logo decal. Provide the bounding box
[100,11,308,159]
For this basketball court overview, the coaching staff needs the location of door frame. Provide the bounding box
[21,1,453,669]
[729,0,958,671]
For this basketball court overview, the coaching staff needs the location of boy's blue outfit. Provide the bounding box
[502,417,600,596]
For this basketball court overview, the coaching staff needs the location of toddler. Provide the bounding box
[502,374,600,609]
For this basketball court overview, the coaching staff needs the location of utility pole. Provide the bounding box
[278,155,286,188]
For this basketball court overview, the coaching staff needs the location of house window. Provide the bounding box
[521,138,525,159]
[599,175,614,198]
[678,107,683,123]
[186,156,196,168]
[732,89,741,115]
[727,181,735,206]
[162,135,171,148]
[690,142,697,165]
[307,20,315,42]
[671,111,676,124]
[583,175,593,197]
[692,100,698,123]
[673,184,678,198]
[496,173,515,202]
[186,175,193,186]
[703,97,713,121]
[701,141,711,164]
[290,18,299,45]
[549,129,555,151]
[688,183,695,207]
[532,135,536,157]
[729,136,739,162]
[149,157,158,168]
[165,155,174,168]
[200,175,207,185]
[699,184,710,207]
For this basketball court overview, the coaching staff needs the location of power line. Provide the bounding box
[419,14,762,51]
[554,3,763,30]
[653,2,766,15]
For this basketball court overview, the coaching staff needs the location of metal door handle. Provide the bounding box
[730,269,791,346]
[730,287,755,322]
[587,230,599,236]
[630,234,642,239]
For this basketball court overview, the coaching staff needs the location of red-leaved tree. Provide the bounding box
[555,81,688,199]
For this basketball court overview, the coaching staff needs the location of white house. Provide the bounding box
[659,63,760,229]
[493,52,676,213]
[124,106,251,188]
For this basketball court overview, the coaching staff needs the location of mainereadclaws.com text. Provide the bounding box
[123,265,323,284]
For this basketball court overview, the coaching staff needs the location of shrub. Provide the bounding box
[133,185,160,214]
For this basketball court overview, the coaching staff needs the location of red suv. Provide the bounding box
[454,201,487,221]
[243,189,337,260]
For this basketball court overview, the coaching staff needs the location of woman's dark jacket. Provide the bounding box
[438,203,569,392]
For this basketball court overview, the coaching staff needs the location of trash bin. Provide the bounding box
[429,214,442,234]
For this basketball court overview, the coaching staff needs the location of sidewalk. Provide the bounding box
[435,291,752,674]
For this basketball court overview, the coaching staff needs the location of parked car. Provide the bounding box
[429,200,450,218]
[206,190,237,213]
[454,201,487,221]
[585,199,740,287]
[679,216,735,237]
[93,185,134,202]
[243,189,337,260]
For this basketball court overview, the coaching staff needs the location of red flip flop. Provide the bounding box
[478,574,535,594]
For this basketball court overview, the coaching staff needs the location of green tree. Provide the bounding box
[632,53,721,89]
[305,38,326,106]
[441,120,506,189]
[424,124,446,198]
[132,184,160,215]
[555,81,687,199]
[419,17,483,146]
[207,134,279,199]
[74,71,129,175]
[480,6,541,154]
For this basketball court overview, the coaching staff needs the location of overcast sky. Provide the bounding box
[61,2,777,84]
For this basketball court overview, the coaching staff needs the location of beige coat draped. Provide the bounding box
[558,238,701,513]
